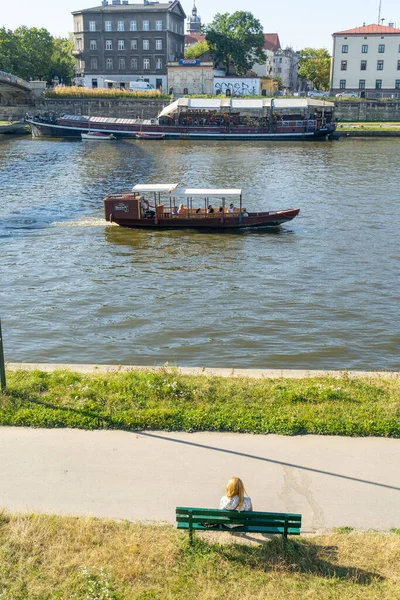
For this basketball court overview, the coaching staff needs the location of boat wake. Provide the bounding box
[53,217,113,227]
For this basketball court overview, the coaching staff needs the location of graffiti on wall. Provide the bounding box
[213,77,260,96]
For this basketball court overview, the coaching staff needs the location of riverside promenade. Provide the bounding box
[0,428,398,532]
[2,364,399,532]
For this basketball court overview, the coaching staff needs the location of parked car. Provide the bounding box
[307,90,329,98]
[335,91,358,98]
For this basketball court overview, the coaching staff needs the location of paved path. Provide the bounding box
[1,428,399,532]
[6,362,400,380]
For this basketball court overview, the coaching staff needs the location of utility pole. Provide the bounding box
[0,319,6,389]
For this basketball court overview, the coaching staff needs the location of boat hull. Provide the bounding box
[109,210,300,230]
[27,119,334,141]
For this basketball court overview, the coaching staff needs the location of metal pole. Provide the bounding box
[0,319,6,389]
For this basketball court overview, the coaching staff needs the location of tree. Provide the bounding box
[49,36,75,84]
[0,28,16,73]
[13,27,54,80]
[184,40,209,59]
[205,12,266,76]
[298,48,331,91]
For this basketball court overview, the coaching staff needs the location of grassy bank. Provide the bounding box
[1,369,399,436]
[338,121,400,131]
[0,512,399,599]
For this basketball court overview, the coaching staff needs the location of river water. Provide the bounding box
[1,135,399,369]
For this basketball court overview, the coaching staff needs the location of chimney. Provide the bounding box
[102,0,108,5]
[389,22,394,27]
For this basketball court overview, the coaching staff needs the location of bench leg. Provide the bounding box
[283,533,288,554]
[189,527,194,546]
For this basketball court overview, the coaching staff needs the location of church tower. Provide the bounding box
[186,1,201,34]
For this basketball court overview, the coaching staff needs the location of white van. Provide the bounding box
[129,81,155,91]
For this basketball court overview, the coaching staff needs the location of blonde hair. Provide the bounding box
[226,476,246,510]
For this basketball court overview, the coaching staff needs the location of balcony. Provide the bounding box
[72,49,84,58]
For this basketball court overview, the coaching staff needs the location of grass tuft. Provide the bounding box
[1,369,400,437]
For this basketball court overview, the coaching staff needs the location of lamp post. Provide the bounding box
[0,319,6,389]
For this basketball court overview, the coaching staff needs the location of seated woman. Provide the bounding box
[207,204,214,214]
[172,206,178,215]
[195,207,201,214]
[178,203,187,214]
[228,203,236,213]
[220,476,253,512]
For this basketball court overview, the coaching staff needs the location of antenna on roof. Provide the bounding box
[378,0,382,24]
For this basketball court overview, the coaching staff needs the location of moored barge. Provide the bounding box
[27,98,336,141]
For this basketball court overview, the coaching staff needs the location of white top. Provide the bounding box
[178,188,242,197]
[132,184,179,193]
[220,495,252,512]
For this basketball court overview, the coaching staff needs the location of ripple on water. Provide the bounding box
[0,136,400,369]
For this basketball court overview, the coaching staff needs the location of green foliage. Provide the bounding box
[333,526,355,535]
[1,370,400,437]
[298,47,331,91]
[274,75,283,90]
[205,11,266,76]
[184,40,209,59]
[0,26,74,83]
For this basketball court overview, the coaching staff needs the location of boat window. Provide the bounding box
[282,121,289,127]
[296,121,303,127]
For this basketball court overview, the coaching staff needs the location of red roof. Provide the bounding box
[184,33,206,46]
[264,33,281,51]
[334,24,400,35]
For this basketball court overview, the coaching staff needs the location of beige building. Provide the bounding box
[167,59,214,95]
[331,23,400,96]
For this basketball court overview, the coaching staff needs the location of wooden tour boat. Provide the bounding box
[104,184,300,230]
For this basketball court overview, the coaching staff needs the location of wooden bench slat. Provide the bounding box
[176,516,300,527]
[177,523,301,535]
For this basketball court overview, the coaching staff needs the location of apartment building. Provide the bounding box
[331,23,400,96]
[72,0,186,89]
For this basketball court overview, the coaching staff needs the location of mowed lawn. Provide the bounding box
[0,513,399,600]
[1,369,400,436]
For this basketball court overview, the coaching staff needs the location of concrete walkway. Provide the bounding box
[1,427,398,532]
[6,362,400,379]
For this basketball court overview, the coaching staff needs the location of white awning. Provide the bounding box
[274,98,335,109]
[175,188,242,197]
[158,100,180,118]
[132,184,179,193]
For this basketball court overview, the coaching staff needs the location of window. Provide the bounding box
[378,44,385,53]
[106,40,112,50]
[340,79,346,89]
[90,58,97,70]
[131,57,137,70]
[130,20,137,31]
[360,60,367,70]
[118,40,125,50]
[359,79,365,89]
[395,80,400,89]
[156,58,162,69]
[397,60,400,70]
[341,60,347,70]
[155,39,162,50]
[106,58,113,70]
[105,21,111,31]
[143,58,150,70]
[117,21,124,31]
[377,60,384,70]
[89,21,96,31]
[90,40,97,50]
[92,79,98,88]
[143,39,149,50]
[156,20,162,31]
[118,58,125,70]
[399,44,400,52]
[362,44,368,53]
[342,44,348,53]
[130,39,137,50]
[375,79,382,89]
[143,20,149,31]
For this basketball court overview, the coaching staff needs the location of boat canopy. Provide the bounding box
[158,97,334,118]
[175,188,242,197]
[132,184,179,193]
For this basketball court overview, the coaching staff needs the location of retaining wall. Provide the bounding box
[335,101,400,121]
[33,97,168,120]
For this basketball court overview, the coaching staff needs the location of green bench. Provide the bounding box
[176,507,302,549]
